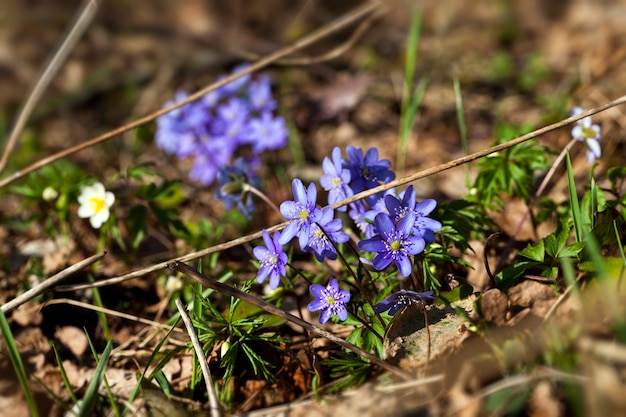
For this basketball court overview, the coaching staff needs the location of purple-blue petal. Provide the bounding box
[279,222,299,245]
[309,284,326,298]
[253,246,269,260]
[280,200,300,219]
[396,255,412,277]
[405,236,426,255]
[308,299,325,312]
[373,253,393,271]
[357,237,386,252]
[319,309,332,324]
[373,213,395,238]
[335,305,348,321]
[415,199,437,216]
[293,179,307,203]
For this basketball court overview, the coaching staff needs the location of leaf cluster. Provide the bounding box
[469,123,550,209]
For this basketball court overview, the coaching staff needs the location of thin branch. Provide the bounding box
[230,9,383,66]
[172,261,414,381]
[55,96,626,293]
[0,0,383,189]
[0,0,100,174]
[175,298,221,417]
[1,251,106,314]
[41,298,184,334]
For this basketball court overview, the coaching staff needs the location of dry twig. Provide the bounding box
[175,298,221,417]
[0,0,100,174]
[0,0,384,189]
[1,251,106,314]
[56,95,626,293]
[172,261,414,381]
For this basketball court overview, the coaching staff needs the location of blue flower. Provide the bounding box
[307,278,351,324]
[386,186,441,243]
[279,179,322,248]
[155,65,287,186]
[248,74,277,112]
[320,147,353,211]
[343,146,395,205]
[355,188,397,238]
[571,106,601,163]
[188,137,236,185]
[253,230,288,290]
[214,157,261,218]
[243,112,288,153]
[357,212,425,277]
[304,207,349,261]
[220,63,252,94]
[155,91,195,154]
[375,290,436,316]
[217,97,249,142]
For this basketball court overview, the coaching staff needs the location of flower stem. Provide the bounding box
[316,222,387,330]
[349,312,383,341]
[247,185,281,216]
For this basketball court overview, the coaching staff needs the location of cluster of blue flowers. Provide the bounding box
[155,65,287,187]
[253,145,442,323]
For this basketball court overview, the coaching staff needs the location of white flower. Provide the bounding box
[571,106,601,163]
[77,182,115,229]
[165,276,184,293]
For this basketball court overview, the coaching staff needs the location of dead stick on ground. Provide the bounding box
[0,0,383,190]
[172,261,414,381]
[175,298,221,417]
[56,95,626,293]
[0,0,100,174]
[1,251,106,314]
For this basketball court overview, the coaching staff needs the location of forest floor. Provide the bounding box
[1,1,626,416]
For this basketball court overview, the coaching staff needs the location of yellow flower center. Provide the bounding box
[582,127,597,139]
[299,210,309,220]
[326,296,336,304]
[89,196,106,214]
[390,241,401,251]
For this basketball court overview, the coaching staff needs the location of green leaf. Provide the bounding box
[520,239,545,262]
[544,217,570,258]
[558,241,585,259]
[437,283,474,304]
[128,205,148,250]
[0,309,40,417]
[78,341,112,417]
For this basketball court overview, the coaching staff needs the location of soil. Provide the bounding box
[1,0,626,416]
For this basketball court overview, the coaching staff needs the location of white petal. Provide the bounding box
[77,205,94,218]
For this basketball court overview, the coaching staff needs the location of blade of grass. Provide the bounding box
[614,219,626,275]
[123,319,181,417]
[454,77,471,190]
[566,151,583,242]
[560,257,581,298]
[51,343,78,404]
[590,176,598,229]
[0,309,40,417]
[397,10,423,173]
[77,340,112,417]
[583,232,626,341]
